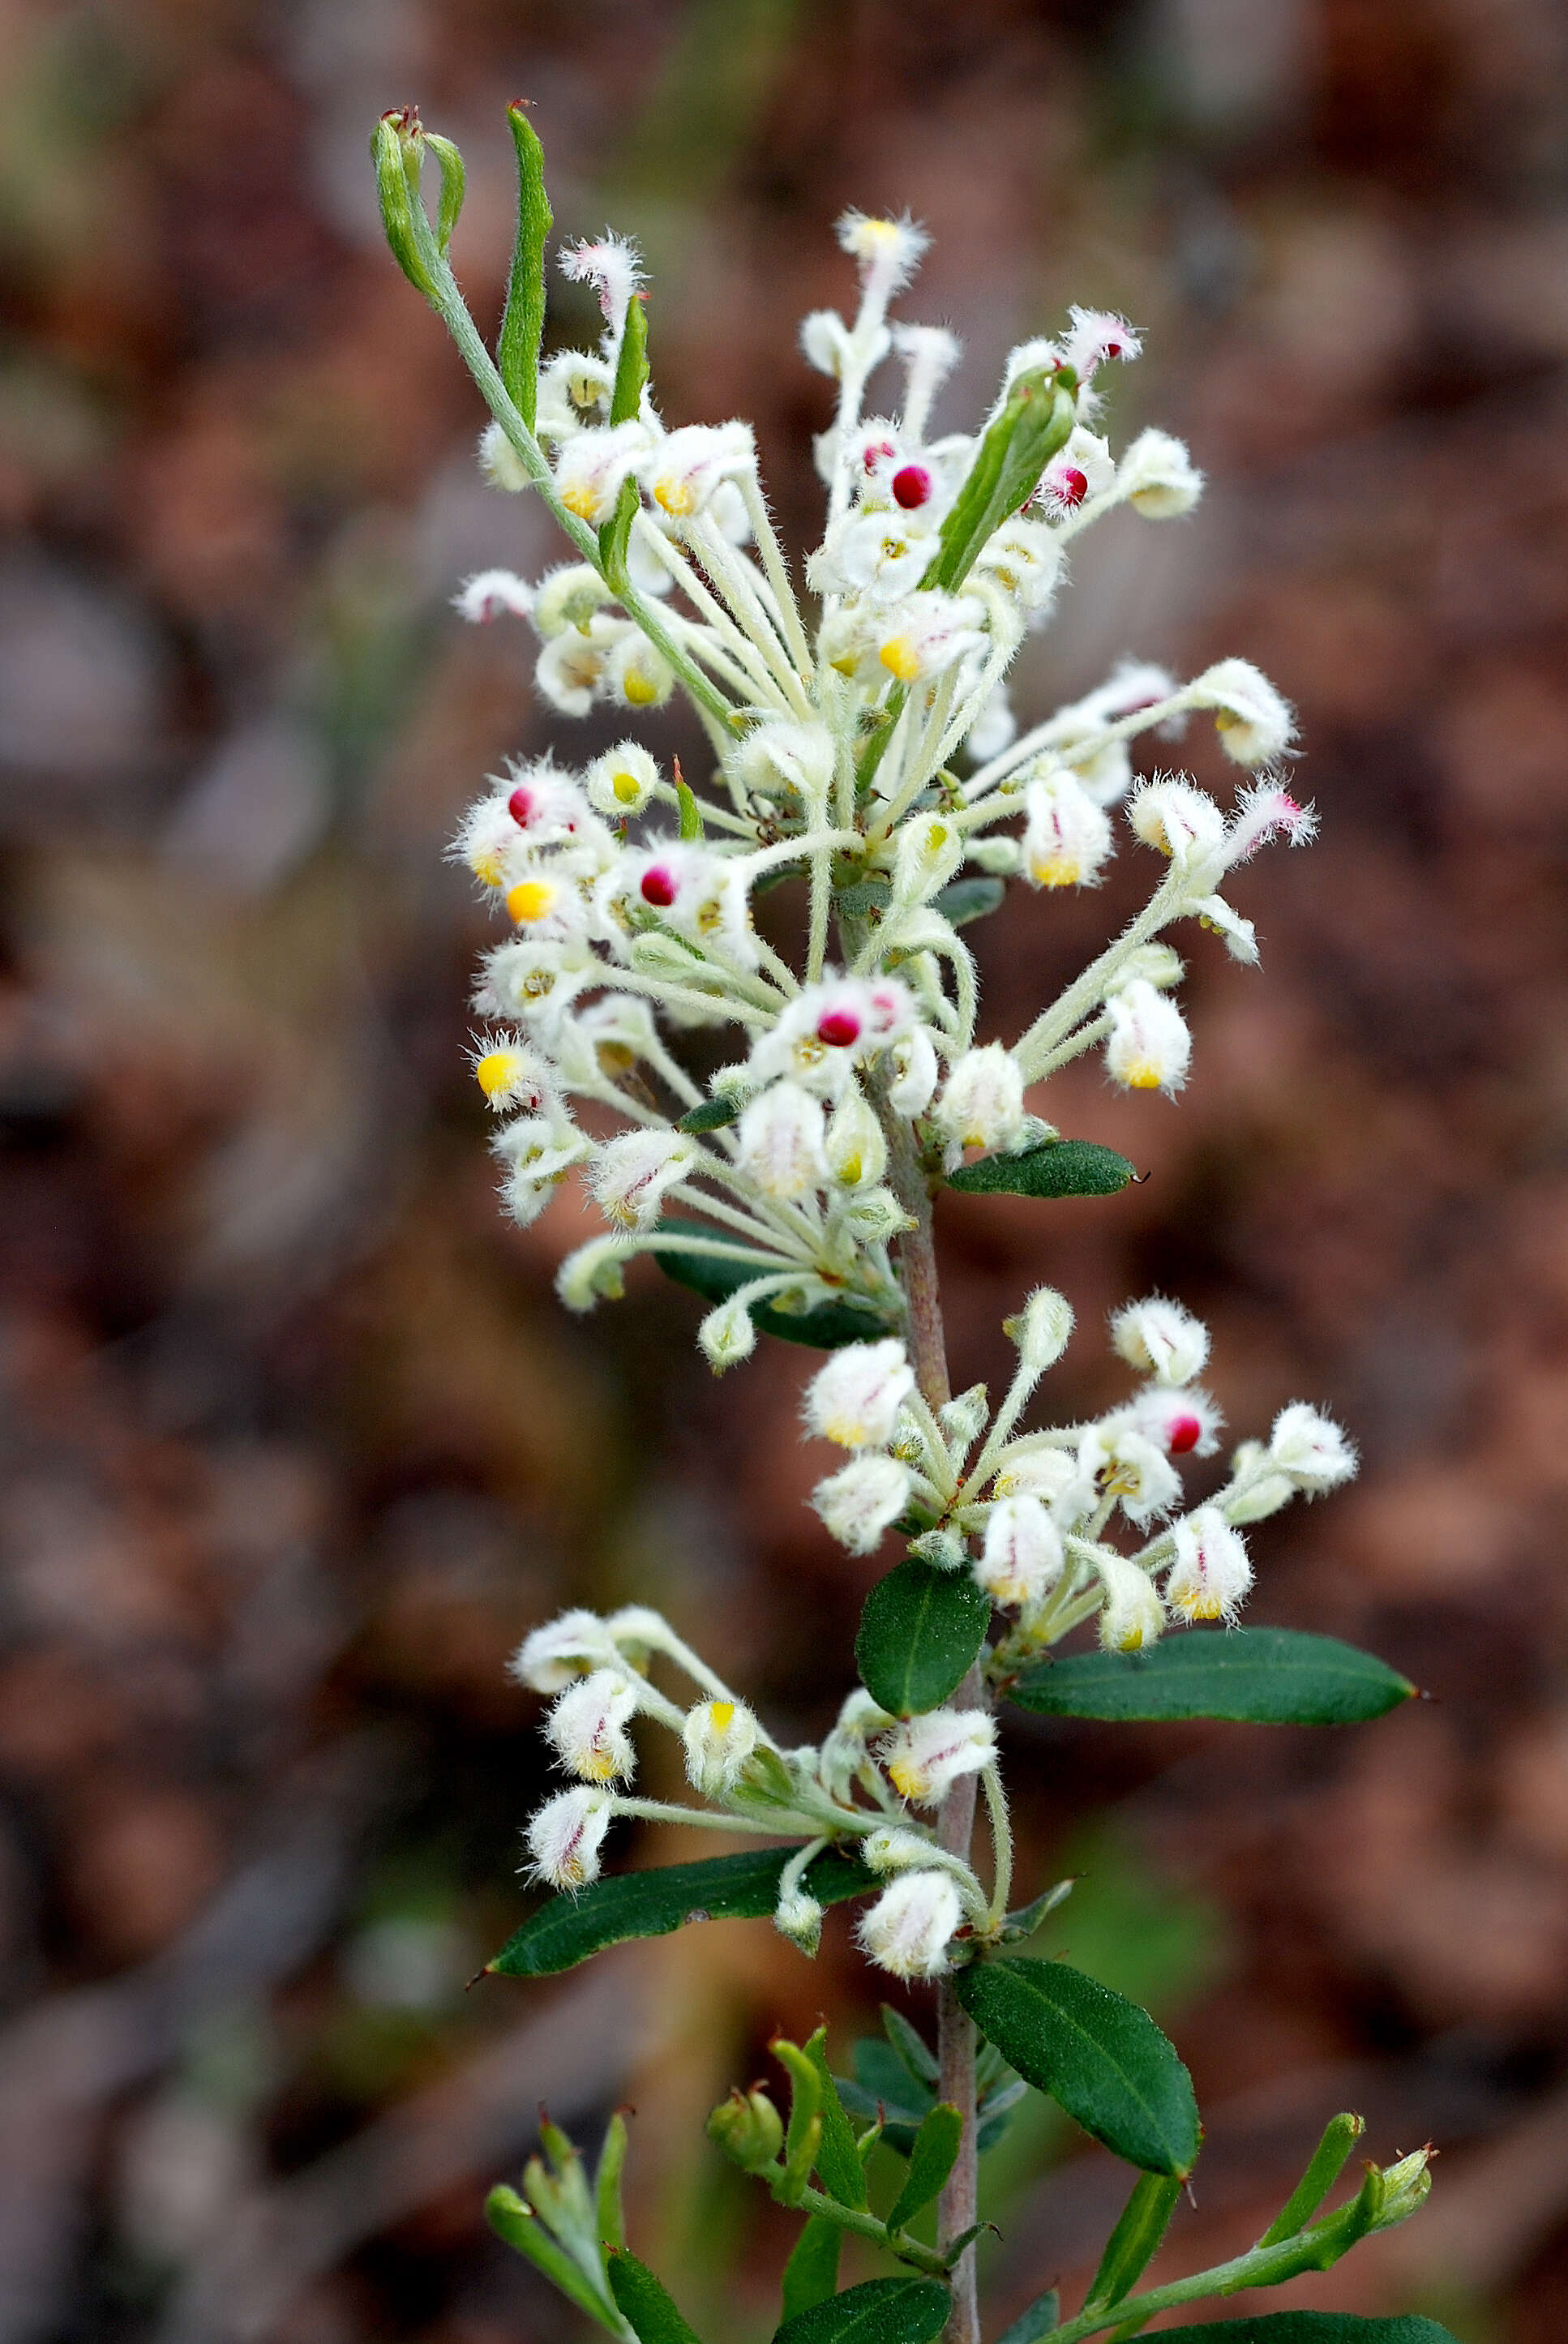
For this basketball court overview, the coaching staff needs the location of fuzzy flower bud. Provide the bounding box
[682,1698,761,1796]
[892,812,966,907]
[1112,1296,1210,1386]
[938,1382,990,1463]
[1022,771,1113,888]
[1188,658,1296,767]
[553,420,651,526]
[1105,979,1191,1094]
[1094,1553,1167,1652]
[879,1709,996,1806]
[641,422,756,519]
[472,1035,552,1113]
[590,1129,695,1230]
[887,1026,939,1116]
[812,1453,915,1554]
[525,1787,612,1889]
[774,1886,825,1955]
[454,568,533,623]
[1223,1440,1296,1523]
[1128,1383,1223,1458]
[1118,427,1203,518]
[976,1496,1065,1608]
[1038,426,1116,516]
[932,1044,1026,1160]
[1128,779,1226,864]
[862,1825,940,1874]
[857,1870,963,1980]
[825,1089,887,1189]
[698,1295,759,1373]
[1166,1507,1253,1623]
[707,2087,784,2172]
[586,740,660,818]
[1004,1286,1075,1377]
[545,1668,639,1783]
[510,1609,617,1692]
[477,424,532,493]
[555,1237,628,1313]
[1268,1403,1358,1493]
[736,1082,828,1199]
[803,1339,915,1451]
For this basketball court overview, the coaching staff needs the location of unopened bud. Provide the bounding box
[1003,1286,1074,1376]
[773,1886,825,1956]
[698,1295,758,1373]
[707,2087,784,2171]
[682,1698,761,1796]
[825,1089,887,1189]
[892,812,965,907]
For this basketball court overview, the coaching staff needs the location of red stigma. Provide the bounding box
[1055,468,1089,509]
[817,1011,861,1048]
[640,868,677,908]
[892,465,932,510]
[1167,1415,1202,1455]
[863,439,897,472]
[508,787,535,827]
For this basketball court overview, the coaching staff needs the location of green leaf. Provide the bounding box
[1007,1629,1417,1726]
[882,2003,940,2086]
[489,1845,875,1977]
[921,370,1077,597]
[609,292,649,425]
[956,1957,1199,2177]
[776,2040,826,2205]
[932,876,1006,928]
[422,132,465,255]
[498,104,552,429]
[945,1138,1136,1199]
[803,2028,868,2209]
[1259,2111,1365,2246]
[654,1219,896,1351]
[856,1559,992,1717]
[607,2251,707,2343]
[676,1097,740,1134]
[675,765,705,840]
[995,2290,1059,2344]
[1122,2321,1459,2343]
[773,2276,951,2344]
[781,2218,842,2324]
[885,2102,963,2234]
[1083,2170,1182,2312]
[595,2110,629,2254]
[485,2188,622,2334]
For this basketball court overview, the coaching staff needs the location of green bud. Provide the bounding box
[371,108,436,299]
[707,2086,784,2172]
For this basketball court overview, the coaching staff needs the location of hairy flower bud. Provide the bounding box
[879,1709,996,1806]
[736,1082,828,1198]
[933,1044,1026,1160]
[857,1870,963,1980]
[510,1609,616,1691]
[590,1129,695,1229]
[1022,771,1113,888]
[525,1787,612,1888]
[803,1340,915,1451]
[773,1885,825,1955]
[1118,426,1203,517]
[1094,1552,1166,1653]
[1105,979,1191,1094]
[1223,1439,1297,1523]
[976,1495,1065,1607]
[1166,1506,1253,1623]
[545,1668,638,1783]
[682,1697,761,1795]
[1112,1295,1210,1385]
[1268,1403,1358,1493]
[1128,779,1226,864]
[892,812,966,907]
[587,740,660,817]
[887,1026,939,1116]
[812,1453,914,1553]
[1004,1286,1074,1376]
[825,1088,887,1189]
[698,1295,759,1373]
[1189,658,1295,767]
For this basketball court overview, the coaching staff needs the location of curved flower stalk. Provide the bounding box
[374,105,1447,2344]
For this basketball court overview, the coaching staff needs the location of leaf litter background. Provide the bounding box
[2,1,1567,2338]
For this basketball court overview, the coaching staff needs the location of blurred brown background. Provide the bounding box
[2,0,1567,2337]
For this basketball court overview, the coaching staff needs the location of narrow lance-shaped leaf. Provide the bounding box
[422,131,465,255]
[884,2102,963,2235]
[994,2291,1059,2344]
[1116,2320,1460,2343]
[945,1138,1137,1200]
[1082,2170,1182,2312]
[498,102,552,426]
[803,2027,869,2210]
[486,2187,623,2335]
[956,1957,1200,2178]
[773,2276,953,2344]
[489,1844,875,1978]
[600,295,650,582]
[1258,2112,1366,2248]
[780,2218,842,2325]
[1008,1629,1416,1727]
[595,2110,630,2255]
[654,1219,897,1351]
[607,2251,708,2344]
[856,1558,992,1718]
[922,371,1077,595]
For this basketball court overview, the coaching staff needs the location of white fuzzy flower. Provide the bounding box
[803,1339,916,1451]
[892,812,966,907]
[454,568,533,624]
[495,1116,592,1225]
[1062,305,1142,383]
[1187,658,1296,767]
[992,1446,1092,1514]
[590,1129,695,1230]
[533,564,614,639]
[1112,1296,1210,1386]
[976,1496,1065,1607]
[1105,979,1191,1094]
[751,976,915,1094]
[875,591,987,685]
[641,422,756,520]
[825,1088,888,1189]
[525,1788,612,1889]
[560,234,645,337]
[1166,1508,1253,1624]
[471,1035,553,1115]
[1081,1423,1183,1527]
[553,420,653,527]
[534,348,612,442]
[477,423,532,493]
[1022,771,1113,888]
[1126,1383,1223,1459]
[879,1709,996,1806]
[932,1044,1026,1160]
[736,1082,829,1198]
[800,308,851,379]
[1268,1403,1358,1493]
[1128,780,1227,865]
[1095,1552,1166,1652]
[837,209,931,298]
[510,1609,617,1692]
[812,1454,915,1553]
[682,1698,760,1796]
[857,1870,963,1979]
[974,515,1063,613]
[606,632,674,711]
[1118,427,1203,518]
[887,1026,940,1116]
[546,1668,639,1783]
[1038,426,1116,516]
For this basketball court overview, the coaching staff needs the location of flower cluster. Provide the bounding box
[804,1303,1356,1655]
[446,208,1310,1362]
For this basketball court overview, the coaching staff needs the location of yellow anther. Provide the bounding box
[653,479,695,516]
[475,1051,517,1099]
[880,636,922,682]
[1029,855,1080,889]
[1123,1063,1162,1090]
[470,847,505,887]
[612,769,641,805]
[622,666,660,706]
[709,1700,735,1730]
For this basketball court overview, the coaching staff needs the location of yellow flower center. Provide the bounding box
[475,1051,518,1099]
[508,879,557,923]
[880,636,922,682]
[612,769,642,805]
[1122,1061,1162,1090]
[653,478,695,516]
[709,1700,735,1731]
[1029,853,1080,888]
